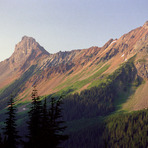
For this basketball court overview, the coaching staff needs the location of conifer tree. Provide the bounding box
[42,97,49,129]
[0,133,3,147]
[3,95,20,148]
[26,86,68,148]
[40,97,52,147]
[48,97,68,148]
[26,86,42,148]
[40,96,68,147]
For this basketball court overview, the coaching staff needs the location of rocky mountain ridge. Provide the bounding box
[0,21,148,111]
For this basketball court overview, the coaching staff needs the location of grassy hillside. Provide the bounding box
[0,56,146,148]
[0,65,37,110]
[54,63,110,96]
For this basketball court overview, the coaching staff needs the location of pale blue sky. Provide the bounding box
[0,0,148,61]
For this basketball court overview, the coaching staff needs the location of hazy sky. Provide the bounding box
[0,0,148,61]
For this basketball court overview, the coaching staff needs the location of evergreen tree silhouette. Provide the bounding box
[48,97,68,148]
[26,86,42,148]
[3,95,20,148]
[0,133,4,147]
[41,97,49,130]
[40,97,52,147]
[40,97,68,147]
[26,86,68,148]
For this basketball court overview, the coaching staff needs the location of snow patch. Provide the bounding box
[121,54,124,57]
[125,58,127,61]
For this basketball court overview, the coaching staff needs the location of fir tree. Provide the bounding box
[3,95,20,148]
[26,87,68,148]
[42,97,49,129]
[40,97,51,147]
[26,86,42,148]
[48,97,68,148]
[40,96,68,147]
[0,133,3,147]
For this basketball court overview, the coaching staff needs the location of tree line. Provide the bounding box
[0,86,68,148]
[62,59,139,121]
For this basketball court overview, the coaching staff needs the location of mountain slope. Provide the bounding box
[0,22,148,111]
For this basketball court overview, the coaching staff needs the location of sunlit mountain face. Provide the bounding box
[0,21,148,148]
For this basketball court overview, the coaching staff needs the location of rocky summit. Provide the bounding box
[11,36,49,66]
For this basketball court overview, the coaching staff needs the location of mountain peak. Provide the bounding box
[15,36,39,51]
[14,36,49,55]
[10,36,49,65]
[143,21,148,29]
[21,35,36,42]
[22,35,34,39]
